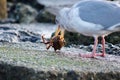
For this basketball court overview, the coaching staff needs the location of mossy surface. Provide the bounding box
[0,43,88,71]
[0,42,119,72]
[0,42,120,80]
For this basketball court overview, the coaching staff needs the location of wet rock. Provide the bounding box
[0,25,41,43]
[0,26,18,42]
[0,23,57,43]
[7,1,54,23]
[8,0,44,11]
[0,61,120,80]
[7,2,38,23]
[65,70,79,80]
[35,10,55,23]
[70,43,120,56]
[64,31,94,46]
[0,26,15,30]
[17,3,38,23]
[46,71,58,80]
[106,32,120,44]
[115,44,120,47]
[0,32,19,43]
[19,31,40,42]
[86,45,94,52]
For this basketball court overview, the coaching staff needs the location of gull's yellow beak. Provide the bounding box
[55,25,65,40]
[55,25,61,36]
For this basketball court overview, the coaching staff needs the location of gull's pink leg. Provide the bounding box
[92,37,98,57]
[80,37,98,58]
[96,35,106,57]
[101,35,106,57]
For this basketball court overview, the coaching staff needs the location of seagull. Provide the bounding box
[54,0,120,58]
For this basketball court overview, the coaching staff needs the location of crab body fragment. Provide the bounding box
[42,35,65,51]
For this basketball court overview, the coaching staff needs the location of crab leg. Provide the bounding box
[42,35,50,44]
[42,35,52,50]
[46,44,52,50]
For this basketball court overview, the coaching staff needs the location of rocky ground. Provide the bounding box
[0,23,56,42]
[0,24,119,56]
[0,42,120,80]
[0,24,119,80]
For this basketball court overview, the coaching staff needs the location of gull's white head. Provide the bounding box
[56,8,70,29]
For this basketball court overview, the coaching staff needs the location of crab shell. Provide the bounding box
[51,35,65,51]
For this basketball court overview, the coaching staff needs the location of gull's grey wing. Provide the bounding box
[77,0,120,29]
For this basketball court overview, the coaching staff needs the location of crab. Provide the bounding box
[42,26,65,51]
